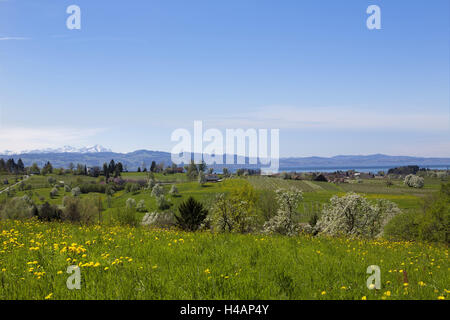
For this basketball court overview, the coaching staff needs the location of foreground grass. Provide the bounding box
[0,219,448,300]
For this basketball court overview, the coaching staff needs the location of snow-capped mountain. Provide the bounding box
[1,145,112,155]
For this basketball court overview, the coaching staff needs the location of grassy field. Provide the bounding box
[0,219,448,300]
[0,172,448,300]
[247,176,445,214]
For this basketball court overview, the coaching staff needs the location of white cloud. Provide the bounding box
[0,126,107,153]
[0,37,30,41]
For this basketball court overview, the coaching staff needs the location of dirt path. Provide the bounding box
[0,175,30,194]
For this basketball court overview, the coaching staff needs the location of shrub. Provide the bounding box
[0,196,35,220]
[309,212,319,228]
[50,187,58,198]
[47,176,56,185]
[79,183,107,194]
[176,197,208,231]
[147,178,156,189]
[404,174,424,188]
[211,193,256,233]
[151,184,164,198]
[156,195,171,210]
[61,197,99,224]
[79,198,100,224]
[198,171,206,185]
[61,197,81,222]
[280,172,291,180]
[130,183,140,195]
[37,202,61,221]
[142,212,176,228]
[126,198,136,209]
[384,212,420,241]
[136,200,147,212]
[417,183,449,243]
[263,188,303,236]
[71,187,81,197]
[169,184,179,196]
[18,181,25,191]
[385,178,393,187]
[124,183,135,193]
[105,185,115,196]
[315,193,401,238]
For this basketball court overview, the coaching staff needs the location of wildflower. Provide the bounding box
[45,293,53,300]
[204,268,211,274]
[57,271,63,275]
[104,267,109,271]
[384,291,391,297]
[321,291,326,295]
[437,296,445,300]
[361,296,367,300]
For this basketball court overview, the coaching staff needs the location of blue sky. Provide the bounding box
[0,0,449,157]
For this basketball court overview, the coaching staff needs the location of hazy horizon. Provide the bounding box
[2,144,450,160]
[1,0,449,157]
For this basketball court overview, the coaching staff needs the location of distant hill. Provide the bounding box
[1,150,449,171]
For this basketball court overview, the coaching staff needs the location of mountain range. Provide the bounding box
[1,145,112,155]
[1,146,450,171]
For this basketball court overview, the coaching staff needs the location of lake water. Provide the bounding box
[214,165,450,174]
[278,165,450,173]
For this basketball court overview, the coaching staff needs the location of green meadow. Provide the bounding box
[0,172,448,300]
